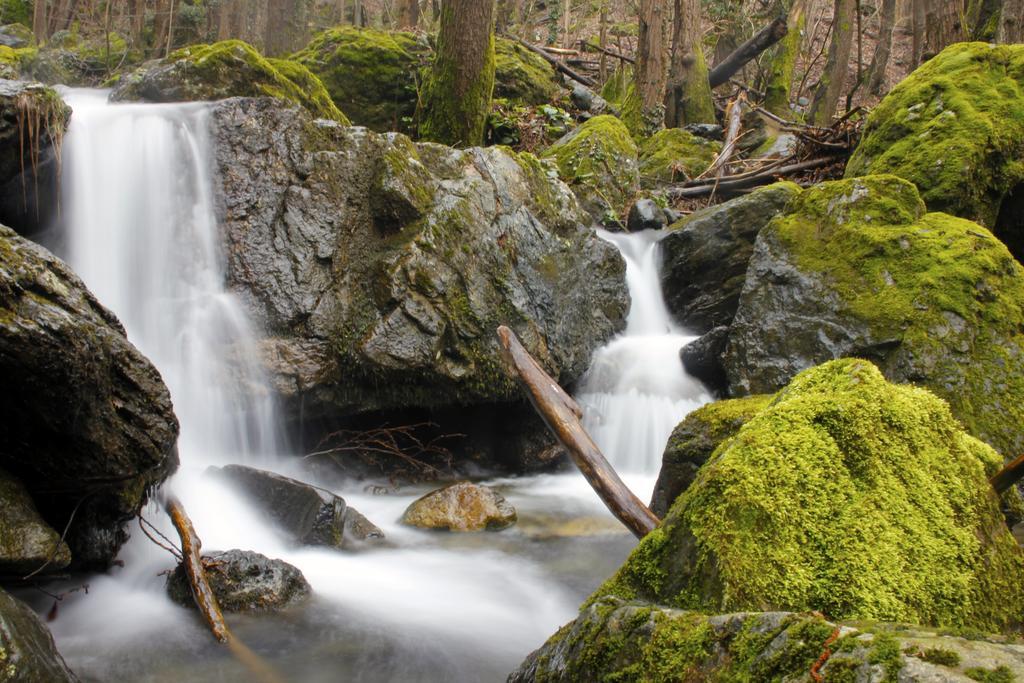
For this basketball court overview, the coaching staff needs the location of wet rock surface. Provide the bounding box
[167,549,311,613]
[0,588,78,682]
[209,465,382,549]
[0,225,179,568]
[401,482,517,532]
[678,325,730,395]
[0,469,71,575]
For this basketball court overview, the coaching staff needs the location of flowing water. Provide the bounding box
[34,91,709,682]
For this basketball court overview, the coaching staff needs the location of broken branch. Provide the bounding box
[709,16,789,89]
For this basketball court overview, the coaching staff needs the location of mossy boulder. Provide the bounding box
[0,588,78,682]
[593,359,1024,632]
[650,395,771,517]
[0,79,69,189]
[638,127,721,187]
[0,468,71,574]
[723,175,1024,458]
[845,42,1024,262]
[660,182,800,333]
[292,26,428,133]
[0,23,32,49]
[511,597,1024,682]
[111,39,347,123]
[0,225,179,568]
[541,114,640,225]
[493,38,560,106]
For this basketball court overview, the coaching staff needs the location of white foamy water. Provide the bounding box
[44,91,646,682]
[577,229,712,484]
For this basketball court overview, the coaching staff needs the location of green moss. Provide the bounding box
[293,26,428,133]
[493,37,559,106]
[918,646,961,667]
[762,6,805,116]
[541,114,639,222]
[966,666,1016,683]
[594,358,1024,632]
[846,43,1024,229]
[867,633,904,682]
[600,64,633,106]
[638,127,721,185]
[769,175,1024,457]
[265,57,350,124]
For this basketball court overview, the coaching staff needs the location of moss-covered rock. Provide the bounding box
[493,38,560,106]
[845,42,1024,261]
[111,40,347,123]
[0,23,32,48]
[0,468,71,574]
[0,588,77,682]
[723,175,1024,458]
[593,359,1024,632]
[0,79,69,188]
[650,395,772,517]
[511,598,1024,682]
[541,115,639,225]
[292,26,429,133]
[637,127,720,186]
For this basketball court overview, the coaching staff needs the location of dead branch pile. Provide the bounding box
[304,422,461,483]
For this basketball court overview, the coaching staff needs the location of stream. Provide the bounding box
[31,90,711,682]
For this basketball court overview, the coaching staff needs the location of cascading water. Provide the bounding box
[39,91,709,682]
[577,229,711,493]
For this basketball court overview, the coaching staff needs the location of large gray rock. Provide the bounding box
[0,469,70,575]
[210,97,627,465]
[721,175,1024,457]
[0,226,179,568]
[0,589,78,682]
[510,597,1024,682]
[209,465,382,549]
[659,182,800,333]
[167,549,310,613]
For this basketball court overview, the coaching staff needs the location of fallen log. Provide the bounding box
[705,93,745,179]
[667,156,838,197]
[709,16,788,89]
[496,326,660,538]
[580,40,636,64]
[991,454,1024,494]
[510,36,598,87]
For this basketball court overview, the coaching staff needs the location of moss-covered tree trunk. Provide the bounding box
[762,0,806,116]
[808,0,855,126]
[966,0,1002,40]
[664,0,715,127]
[419,0,496,147]
[636,0,668,133]
[866,0,896,95]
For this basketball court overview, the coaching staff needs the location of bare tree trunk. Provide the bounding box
[636,0,668,130]
[924,0,964,60]
[867,0,896,94]
[911,0,926,65]
[999,0,1023,41]
[809,0,856,126]
[32,0,48,44]
[599,4,608,81]
[562,0,571,48]
[399,0,420,29]
[128,0,145,47]
[665,0,715,126]
[419,0,497,146]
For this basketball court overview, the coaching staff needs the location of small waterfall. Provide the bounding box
[577,229,711,479]
[60,89,277,465]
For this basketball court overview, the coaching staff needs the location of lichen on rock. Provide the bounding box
[593,359,1024,632]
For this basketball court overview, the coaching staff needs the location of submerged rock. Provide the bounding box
[111,39,347,123]
[649,394,770,517]
[401,482,516,532]
[167,549,310,613]
[510,597,1024,682]
[0,226,179,568]
[209,465,383,549]
[0,469,71,575]
[210,98,627,449]
[846,42,1024,262]
[637,127,721,187]
[541,115,639,226]
[723,175,1024,457]
[597,360,1024,631]
[659,182,799,333]
[0,588,78,682]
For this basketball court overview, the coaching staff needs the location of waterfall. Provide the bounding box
[577,229,711,479]
[60,89,277,466]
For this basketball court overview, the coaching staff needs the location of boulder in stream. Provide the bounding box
[0,225,179,568]
[209,465,383,549]
[0,588,78,682]
[0,468,71,575]
[401,482,516,532]
[167,549,311,613]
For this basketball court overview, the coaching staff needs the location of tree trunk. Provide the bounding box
[923,0,964,60]
[809,0,856,126]
[399,0,420,29]
[999,0,1023,41]
[665,0,715,126]
[418,0,497,147]
[264,0,309,55]
[763,0,806,116]
[911,0,926,65]
[128,0,145,47]
[709,16,788,88]
[966,0,1002,39]
[866,0,896,95]
[599,4,608,81]
[636,0,668,131]
[32,0,48,44]
[562,0,571,48]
